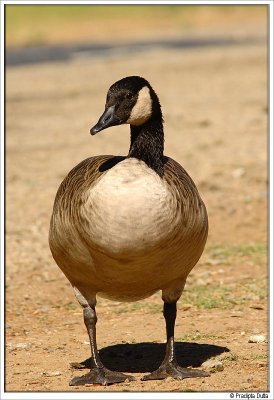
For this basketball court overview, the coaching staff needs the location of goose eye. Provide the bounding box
[126,92,133,100]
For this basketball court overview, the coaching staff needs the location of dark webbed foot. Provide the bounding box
[70,366,135,386]
[142,360,209,381]
[69,297,135,386]
[141,301,210,382]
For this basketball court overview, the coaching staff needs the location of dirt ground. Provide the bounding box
[5,20,268,394]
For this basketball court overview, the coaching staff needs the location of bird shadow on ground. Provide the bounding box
[70,342,230,373]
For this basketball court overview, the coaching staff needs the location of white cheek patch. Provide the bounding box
[126,86,152,126]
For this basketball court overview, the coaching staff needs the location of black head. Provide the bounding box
[90,76,161,135]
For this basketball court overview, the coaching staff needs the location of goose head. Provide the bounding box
[90,76,162,135]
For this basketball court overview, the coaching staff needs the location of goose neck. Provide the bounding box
[128,118,165,177]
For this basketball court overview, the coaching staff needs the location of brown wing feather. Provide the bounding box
[163,156,207,222]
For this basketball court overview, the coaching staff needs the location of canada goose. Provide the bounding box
[49,76,209,386]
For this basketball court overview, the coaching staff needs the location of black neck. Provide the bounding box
[128,118,165,176]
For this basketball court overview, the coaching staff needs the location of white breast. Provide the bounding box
[82,158,176,255]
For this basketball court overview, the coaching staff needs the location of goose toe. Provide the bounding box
[70,367,135,386]
[141,361,209,381]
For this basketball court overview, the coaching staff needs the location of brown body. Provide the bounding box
[49,155,208,303]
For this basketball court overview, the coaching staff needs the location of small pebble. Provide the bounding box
[248,335,266,343]
[201,359,224,372]
[8,342,32,351]
[42,371,62,377]
[232,167,245,178]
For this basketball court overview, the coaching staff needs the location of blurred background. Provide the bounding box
[6,5,266,48]
[5,4,269,393]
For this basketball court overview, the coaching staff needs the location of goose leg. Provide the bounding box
[142,302,209,381]
[70,289,135,386]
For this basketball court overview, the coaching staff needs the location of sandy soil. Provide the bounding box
[5,25,268,394]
